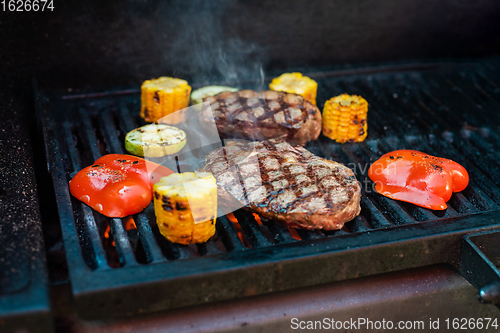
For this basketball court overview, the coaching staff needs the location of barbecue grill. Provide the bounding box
[2,1,500,332]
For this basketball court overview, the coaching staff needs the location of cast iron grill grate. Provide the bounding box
[37,61,500,319]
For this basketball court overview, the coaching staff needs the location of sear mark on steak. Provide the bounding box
[199,90,322,146]
[200,139,361,230]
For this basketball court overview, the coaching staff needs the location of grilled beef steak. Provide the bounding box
[200,140,361,230]
[199,90,322,146]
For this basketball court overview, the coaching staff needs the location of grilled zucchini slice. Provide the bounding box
[125,123,187,157]
[190,86,238,105]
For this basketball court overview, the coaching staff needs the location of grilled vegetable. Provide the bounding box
[269,72,318,105]
[322,94,368,143]
[190,85,238,105]
[125,123,187,158]
[140,77,192,124]
[368,150,469,210]
[69,154,174,217]
[154,172,217,244]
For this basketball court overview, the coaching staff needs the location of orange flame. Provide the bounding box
[287,227,302,240]
[104,216,137,247]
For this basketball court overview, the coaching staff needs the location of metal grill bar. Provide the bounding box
[197,239,218,256]
[296,229,324,240]
[358,197,393,229]
[431,135,500,205]
[428,75,484,124]
[233,210,273,247]
[349,142,428,222]
[318,138,395,229]
[339,80,400,137]
[424,136,499,213]
[475,70,500,101]
[342,140,417,225]
[98,111,123,154]
[444,132,500,190]
[411,91,458,131]
[109,218,138,266]
[360,141,438,222]
[78,107,103,161]
[406,133,494,215]
[134,213,167,263]
[260,217,298,243]
[80,207,108,269]
[343,216,371,233]
[215,215,246,251]
[169,242,195,260]
[440,72,500,126]
[404,136,475,216]
[466,130,500,171]
[62,120,83,172]
[118,101,138,133]
[323,228,349,237]
[358,78,420,136]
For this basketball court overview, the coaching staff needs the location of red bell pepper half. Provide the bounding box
[69,154,174,217]
[368,150,469,210]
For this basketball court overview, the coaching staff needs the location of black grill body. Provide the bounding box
[36,60,500,319]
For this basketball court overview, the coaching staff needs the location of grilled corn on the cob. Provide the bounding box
[153,172,217,244]
[322,94,368,143]
[269,72,318,105]
[140,77,192,124]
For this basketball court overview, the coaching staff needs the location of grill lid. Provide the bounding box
[37,60,500,319]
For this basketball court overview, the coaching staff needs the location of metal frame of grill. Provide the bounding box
[36,60,500,319]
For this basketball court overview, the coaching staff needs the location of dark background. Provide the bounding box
[1,0,500,91]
